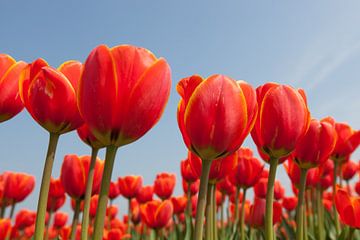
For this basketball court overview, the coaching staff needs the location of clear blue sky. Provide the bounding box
[1,1,359,218]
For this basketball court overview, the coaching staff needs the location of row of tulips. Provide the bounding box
[0,43,359,240]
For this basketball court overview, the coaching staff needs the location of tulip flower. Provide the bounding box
[15,209,36,230]
[60,154,104,239]
[171,196,188,215]
[248,197,282,228]
[154,173,176,200]
[19,58,83,239]
[136,185,154,204]
[254,178,284,200]
[282,196,298,212]
[78,44,171,240]
[109,181,120,201]
[251,82,310,240]
[0,54,27,123]
[335,186,360,239]
[1,172,35,219]
[106,205,118,220]
[140,200,173,231]
[53,212,68,229]
[177,74,257,239]
[341,160,358,182]
[181,157,198,183]
[47,178,66,215]
[331,122,360,162]
[356,182,360,196]
[0,218,11,240]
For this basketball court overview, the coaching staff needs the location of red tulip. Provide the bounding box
[108,181,120,200]
[335,186,360,228]
[78,44,171,147]
[251,83,310,159]
[118,175,143,199]
[3,172,35,203]
[60,154,104,199]
[217,177,236,196]
[0,54,27,123]
[230,148,264,189]
[254,178,284,200]
[140,200,173,229]
[19,59,83,134]
[130,198,141,225]
[215,190,223,206]
[282,196,298,212]
[53,211,68,229]
[171,196,187,215]
[15,209,36,230]
[89,195,100,219]
[177,75,257,160]
[106,205,118,220]
[188,151,238,183]
[331,122,360,162]
[0,218,11,240]
[292,118,337,168]
[48,178,65,199]
[284,158,320,188]
[181,156,198,183]
[355,182,360,196]
[47,194,66,212]
[77,124,106,149]
[136,185,154,204]
[154,173,176,200]
[248,197,282,228]
[341,160,358,181]
[107,229,130,240]
[182,179,200,196]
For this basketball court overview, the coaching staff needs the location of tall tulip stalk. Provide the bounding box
[176,75,258,240]
[77,44,171,240]
[251,83,310,240]
[19,59,83,239]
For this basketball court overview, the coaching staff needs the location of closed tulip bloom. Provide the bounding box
[53,211,68,229]
[78,44,171,147]
[106,205,118,220]
[3,172,35,203]
[130,198,141,225]
[292,118,337,169]
[282,196,298,212]
[0,218,11,239]
[251,83,310,159]
[118,175,143,199]
[189,151,238,183]
[108,181,120,200]
[182,179,200,196]
[230,148,264,189]
[181,156,198,183]
[341,160,358,181]
[19,59,83,134]
[335,187,360,228]
[15,209,36,230]
[48,178,65,199]
[217,177,236,196]
[77,124,106,149]
[171,196,187,215]
[355,182,360,196]
[0,54,27,123]
[60,154,104,199]
[136,185,154,204]
[89,195,100,219]
[154,173,176,200]
[177,75,257,161]
[254,178,284,200]
[47,194,66,212]
[248,197,282,228]
[284,158,320,188]
[331,122,360,162]
[140,200,173,229]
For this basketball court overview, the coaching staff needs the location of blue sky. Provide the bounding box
[1,1,359,218]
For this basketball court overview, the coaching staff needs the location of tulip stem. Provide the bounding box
[212,185,218,240]
[316,186,324,240]
[9,203,15,220]
[92,145,118,240]
[81,147,99,240]
[295,168,307,240]
[70,199,81,240]
[184,183,192,240]
[0,202,5,218]
[205,183,214,240]
[264,157,279,240]
[220,202,225,240]
[240,188,247,240]
[193,159,212,240]
[332,161,340,235]
[34,132,60,240]
[128,198,133,235]
[44,210,53,240]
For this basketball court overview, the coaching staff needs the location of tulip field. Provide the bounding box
[0,43,359,240]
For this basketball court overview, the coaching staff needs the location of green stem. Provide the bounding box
[212,184,217,240]
[316,186,324,240]
[333,161,340,235]
[193,159,212,240]
[92,145,118,240]
[184,182,192,240]
[34,132,60,240]
[296,168,308,240]
[264,157,279,240]
[44,210,53,240]
[9,202,15,220]
[348,228,355,240]
[205,183,214,240]
[128,198,133,235]
[70,199,81,240]
[0,201,5,218]
[81,147,99,240]
[240,188,247,240]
